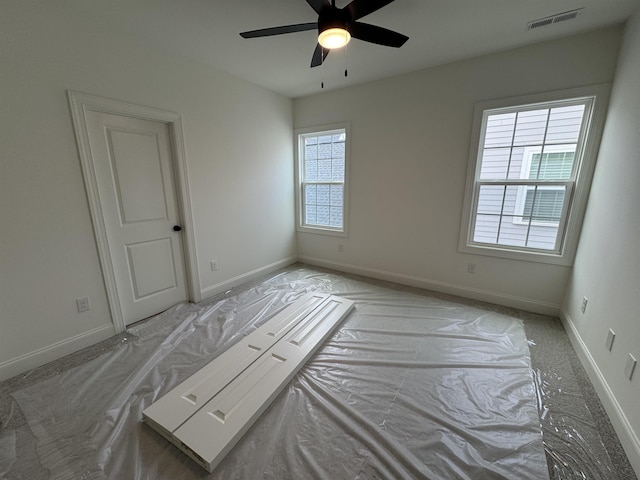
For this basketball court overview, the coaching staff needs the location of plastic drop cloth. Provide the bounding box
[3,267,561,479]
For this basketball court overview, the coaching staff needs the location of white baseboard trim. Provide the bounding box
[560,309,640,476]
[0,324,115,382]
[200,256,298,300]
[298,256,561,316]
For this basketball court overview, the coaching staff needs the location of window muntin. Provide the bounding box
[465,96,596,257]
[296,126,348,235]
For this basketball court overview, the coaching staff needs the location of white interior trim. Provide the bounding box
[560,309,640,475]
[200,256,298,300]
[67,91,201,333]
[0,325,115,382]
[299,255,561,315]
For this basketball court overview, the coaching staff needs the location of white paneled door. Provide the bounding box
[85,111,188,325]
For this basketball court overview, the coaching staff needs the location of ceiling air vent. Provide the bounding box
[527,8,584,30]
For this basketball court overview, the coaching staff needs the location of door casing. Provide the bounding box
[68,91,201,333]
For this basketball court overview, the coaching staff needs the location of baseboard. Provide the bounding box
[200,256,298,300]
[0,324,115,382]
[298,256,561,316]
[560,309,640,476]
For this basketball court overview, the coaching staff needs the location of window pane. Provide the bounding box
[473,214,500,243]
[305,184,317,205]
[524,186,566,222]
[484,113,516,148]
[497,216,528,247]
[305,205,316,225]
[317,205,330,226]
[318,136,332,159]
[477,185,505,215]
[479,148,511,180]
[513,109,549,146]
[546,105,585,144]
[317,185,330,206]
[305,159,318,181]
[501,185,521,216]
[331,140,345,159]
[332,157,345,181]
[330,184,343,207]
[318,159,332,181]
[529,150,574,180]
[526,225,560,250]
[330,207,343,228]
[305,143,318,160]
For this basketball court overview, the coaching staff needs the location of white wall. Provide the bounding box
[294,27,622,315]
[0,0,295,380]
[561,11,640,473]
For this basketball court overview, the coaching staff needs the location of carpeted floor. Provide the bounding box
[0,264,636,479]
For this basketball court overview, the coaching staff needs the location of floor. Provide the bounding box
[0,264,637,479]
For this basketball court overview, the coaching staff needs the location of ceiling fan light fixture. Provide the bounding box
[318,27,351,49]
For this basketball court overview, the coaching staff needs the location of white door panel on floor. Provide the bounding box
[85,111,188,324]
[173,295,354,472]
[142,293,355,473]
[142,292,330,435]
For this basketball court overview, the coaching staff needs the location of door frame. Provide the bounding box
[68,90,201,334]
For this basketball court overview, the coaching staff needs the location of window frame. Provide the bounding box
[294,123,350,237]
[458,85,610,266]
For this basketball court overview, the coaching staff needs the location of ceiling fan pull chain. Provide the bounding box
[344,43,348,77]
[321,46,325,88]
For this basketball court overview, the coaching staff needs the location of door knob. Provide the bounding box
[172,225,182,232]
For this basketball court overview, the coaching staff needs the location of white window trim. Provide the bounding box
[458,84,610,266]
[294,122,350,237]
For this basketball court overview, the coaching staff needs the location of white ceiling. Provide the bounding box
[69,0,639,98]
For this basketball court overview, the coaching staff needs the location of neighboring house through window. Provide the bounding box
[295,124,349,236]
[459,86,609,265]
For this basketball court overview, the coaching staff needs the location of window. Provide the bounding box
[295,124,349,236]
[459,86,609,265]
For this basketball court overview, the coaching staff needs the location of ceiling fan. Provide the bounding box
[240,0,409,68]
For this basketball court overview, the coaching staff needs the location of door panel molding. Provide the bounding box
[68,91,200,333]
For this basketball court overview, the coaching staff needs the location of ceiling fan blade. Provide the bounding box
[311,43,330,67]
[345,0,396,21]
[348,22,408,47]
[240,22,317,38]
[306,0,331,14]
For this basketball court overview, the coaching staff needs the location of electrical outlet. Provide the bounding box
[467,263,477,274]
[581,296,588,313]
[76,297,91,313]
[624,354,637,381]
[210,260,218,271]
[605,329,615,351]
[338,244,344,253]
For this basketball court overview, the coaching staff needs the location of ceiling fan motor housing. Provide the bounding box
[318,7,351,34]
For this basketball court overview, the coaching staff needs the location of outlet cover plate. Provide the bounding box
[581,296,588,313]
[76,297,91,313]
[625,354,637,381]
[605,329,615,351]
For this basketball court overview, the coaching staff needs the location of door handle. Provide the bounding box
[172,225,182,232]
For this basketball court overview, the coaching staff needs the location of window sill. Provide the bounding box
[296,225,348,238]
[458,242,574,266]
